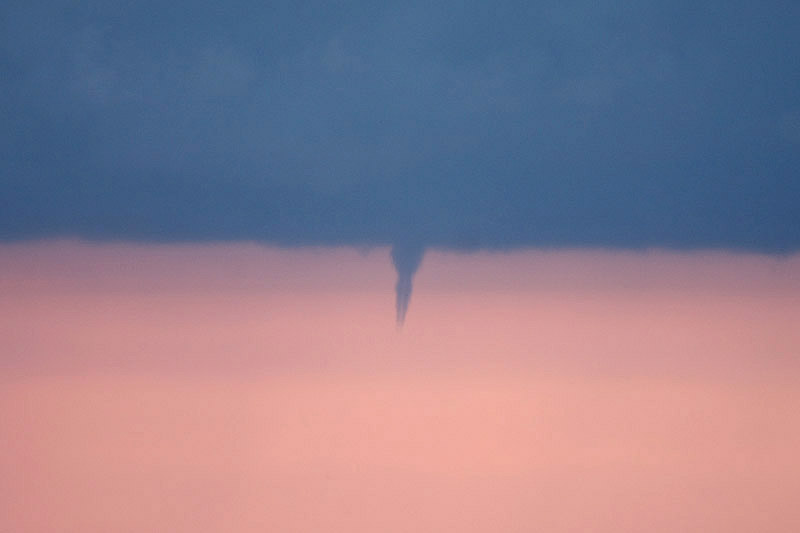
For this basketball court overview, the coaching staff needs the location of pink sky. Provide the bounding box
[1,242,799,531]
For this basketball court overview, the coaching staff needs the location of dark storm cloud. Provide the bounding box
[2,0,799,251]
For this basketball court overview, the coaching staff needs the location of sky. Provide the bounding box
[1,243,800,532]
[2,2,800,531]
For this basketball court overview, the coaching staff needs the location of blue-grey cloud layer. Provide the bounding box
[2,0,799,250]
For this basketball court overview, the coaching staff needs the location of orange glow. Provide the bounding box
[1,242,799,531]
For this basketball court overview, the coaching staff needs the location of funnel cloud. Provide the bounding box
[391,244,425,325]
[1,1,799,323]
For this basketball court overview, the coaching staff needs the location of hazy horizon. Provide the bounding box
[2,242,799,531]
